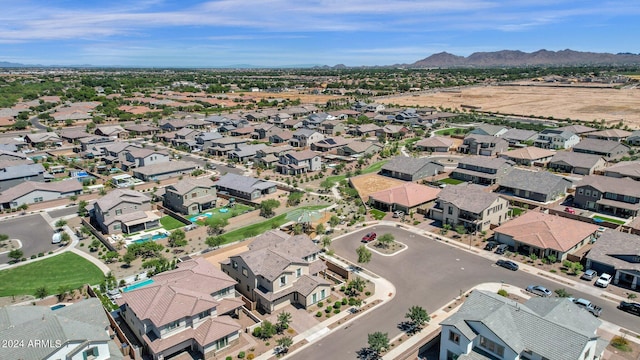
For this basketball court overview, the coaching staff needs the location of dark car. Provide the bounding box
[361,232,377,243]
[484,241,498,251]
[496,259,519,271]
[618,301,640,316]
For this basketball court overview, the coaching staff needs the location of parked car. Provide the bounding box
[495,244,509,255]
[392,210,404,218]
[361,232,377,243]
[526,285,552,297]
[484,241,498,251]
[595,273,613,288]
[618,301,640,316]
[564,207,576,214]
[496,259,519,271]
[569,297,602,317]
[581,269,597,281]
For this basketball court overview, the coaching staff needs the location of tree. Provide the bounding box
[441,223,451,235]
[315,223,325,236]
[207,218,228,236]
[168,229,187,247]
[77,200,89,217]
[35,286,49,299]
[328,215,340,228]
[0,234,9,243]
[122,252,136,267]
[377,233,394,248]
[205,236,224,249]
[454,225,466,236]
[256,320,276,340]
[368,331,390,357]
[292,223,303,235]
[346,277,366,296]
[320,178,334,192]
[259,199,280,218]
[276,336,293,354]
[57,285,70,301]
[69,195,78,202]
[103,251,118,263]
[89,239,101,252]
[276,311,292,333]
[60,232,70,244]
[356,245,372,265]
[563,260,583,275]
[8,249,23,262]
[554,288,572,298]
[287,192,303,206]
[405,306,430,333]
[321,236,332,249]
[12,119,29,130]
[55,219,67,228]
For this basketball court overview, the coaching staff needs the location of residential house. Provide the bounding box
[429,183,509,232]
[268,128,293,144]
[573,175,640,218]
[270,112,291,126]
[195,131,223,149]
[603,161,640,181]
[586,231,640,290]
[132,161,199,182]
[77,136,115,151]
[220,231,330,314]
[450,157,514,185]
[99,142,139,166]
[0,150,27,162]
[499,129,538,146]
[227,144,267,163]
[459,134,508,156]
[0,298,119,360]
[375,124,409,140]
[206,137,248,156]
[283,118,304,129]
[393,108,420,124]
[160,119,207,131]
[92,189,159,234]
[0,162,52,191]
[117,258,243,360]
[310,137,350,152]
[352,101,384,113]
[254,145,293,168]
[0,179,82,210]
[440,290,603,360]
[124,123,159,137]
[251,123,275,139]
[498,147,555,166]
[230,126,255,137]
[350,124,381,137]
[494,211,598,261]
[468,124,508,137]
[380,156,444,181]
[215,173,277,200]
[337,141,382,158]
[415,136,454,153]
[164,178,217,215]
[627,130,640,146]
[277,150,321,175]
[289,129,324,148]
[316,119,344,135]
[548,151,606,175]
[585,129,632,142]
[497,168,572,203]
[555,124,598,136]
[368,183,440,215]
[24,132,62,148]
[174,127,200,141]
[534,129,580,149]
[95,125,127,138]
[573,138,630,161]
[122,147,170,170]
[58,129,93,143]
[203,115,231,126]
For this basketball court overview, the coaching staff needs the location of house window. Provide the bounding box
[166,320,180,330]
[280,276,286,286]
[82,347,99,360]
[242,267,248,277]
[448,331,460,344]
[312,293,317,303]
[191,193,197,198]
[232,261,238,269]
[246,285,250,292]
[479,336,504,357]
[578,188,584,194]
[584,349,590,360]
[448,207,453,215]
[321,289,326,299]
[446,350,457,360]
[114,224,121,230]
[33,197,44,203]
[115,209,122,215]
[199,310,208,319]
[296,268,302,278]
[585,190,591,196]
[216,336,229,350]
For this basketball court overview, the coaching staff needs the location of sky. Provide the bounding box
[1,0,639,67]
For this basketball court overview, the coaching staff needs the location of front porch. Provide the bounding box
[614,269,640,290]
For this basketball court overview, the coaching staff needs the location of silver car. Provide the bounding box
[526,285,552,297]
[581,269,597,281]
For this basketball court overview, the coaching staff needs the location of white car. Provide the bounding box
[595,273,612,288]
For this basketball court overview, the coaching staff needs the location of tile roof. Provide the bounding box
[499,147,555,160]
[215,173,277,194]
[587,129,632,138]
[126,147,168,158]
[549,151,604,169]
[603,160,640,178]
[573,138,629,153]
[286,149,318,161]
[95,188,150,211]
[133,160,199,176]
[166,177,215,195]
[369,182,441,208]
[0,163,46,181]
[500,128,538,142]
[498,168,571,196]
[96,125,126,136]
[437,183,504,214]
[415,136,454,148]
[576,175,640,198]
[0,180,81,203]
[587,231,640,272]
[457,156,515,170]
[494,211,598,252]
[555,124,597,134]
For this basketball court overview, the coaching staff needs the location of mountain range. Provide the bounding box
[409,49,640,68]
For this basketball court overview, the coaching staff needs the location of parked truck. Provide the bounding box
[569,297,603,317]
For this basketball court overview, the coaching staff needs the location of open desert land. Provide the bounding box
[252,91,345,104]
[383,85,640,128]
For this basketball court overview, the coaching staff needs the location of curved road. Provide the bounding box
[291,225,640,360]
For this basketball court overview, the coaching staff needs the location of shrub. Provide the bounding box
[252,327,261,337]
[226,357,232,360]
[317,301,324,308]
[610,336,631,352]
[340,286,346,292]
[497,289,508,297]
[348,298,356,306]
[413,220,420,225]
[333,302,341,309]
[247,354,255,360]
[316,311,322,317]
[31,255,37,259]
[365,291,371,296]
[238,351,245,359]
[327,298,332,303]
[325,307,331,314]
[333,309,340,314]
[341,298,348,305]
[38,253,44,257]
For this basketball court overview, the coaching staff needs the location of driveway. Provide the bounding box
[290,225,640,360]
[0,213,59,263]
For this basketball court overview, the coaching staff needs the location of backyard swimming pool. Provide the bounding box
[122,279,155,292]
[50,304,66,311]
[190,212,213,222]
[219,208,229,213]
[133,232,169,244]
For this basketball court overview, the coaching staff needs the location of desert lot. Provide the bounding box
[383,84,640,128]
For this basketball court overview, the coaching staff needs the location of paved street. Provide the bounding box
[291,225,640,360]
[0,213,59,263]
[48,205,79,219]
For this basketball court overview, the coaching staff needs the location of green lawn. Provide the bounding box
[593,216,626,225]
[434,128,468,136]
[509,207,525,217]
[369,209,386,221]
[439,178,465,185]
[199,204,254,225]
[160,216,185,230]
[0,252,105,297]
[215,205,328,244]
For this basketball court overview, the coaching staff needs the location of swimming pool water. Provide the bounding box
[132,232,168,244]
[122,279,155,292]
[51,304,66,311]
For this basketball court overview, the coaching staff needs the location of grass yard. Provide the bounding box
[0,252,105,297]
[159,216,185,230]
[439,177,465,185]
[197,204,254,225]
[509,207,525,217]
[369,209,386,220]
[593,216,626,225]
[216,205,328,244]
[434,128,466,136]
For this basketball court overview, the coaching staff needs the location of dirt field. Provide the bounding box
[382,84,640,128]
[247,91,344,104]
[349,173,405,202]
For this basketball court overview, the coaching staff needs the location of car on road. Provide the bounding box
[496,259,519,271]
[569,297,602,317]
[484,241,498,251]
[581,269,597,281]
[618,301,640,316]
[526,285,552,297]
[595,273,612,288]
[361,232,377,243]
[495,244,508,255]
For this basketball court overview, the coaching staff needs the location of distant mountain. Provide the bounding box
[410,49,640,68]
[0,61,38,67]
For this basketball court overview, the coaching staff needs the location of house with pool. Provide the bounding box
[116,258,244,360]
[163,177,217,215]
[92,189,160,234]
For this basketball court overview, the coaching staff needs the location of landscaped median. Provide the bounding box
[0,252,105,297]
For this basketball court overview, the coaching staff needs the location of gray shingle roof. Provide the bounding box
[166,178,215,195]
[498,168,571,195]
[500,128,538,142]
[576,175,640,198]
[381,156,442,175]
[215,173,276,194]
[0,163,46,181]
[133,160,198,176]
[437,183,503,214]
[549,151,604,169]
[95,188,150,211]
[587,231,640,272]
[573,138,629,152]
